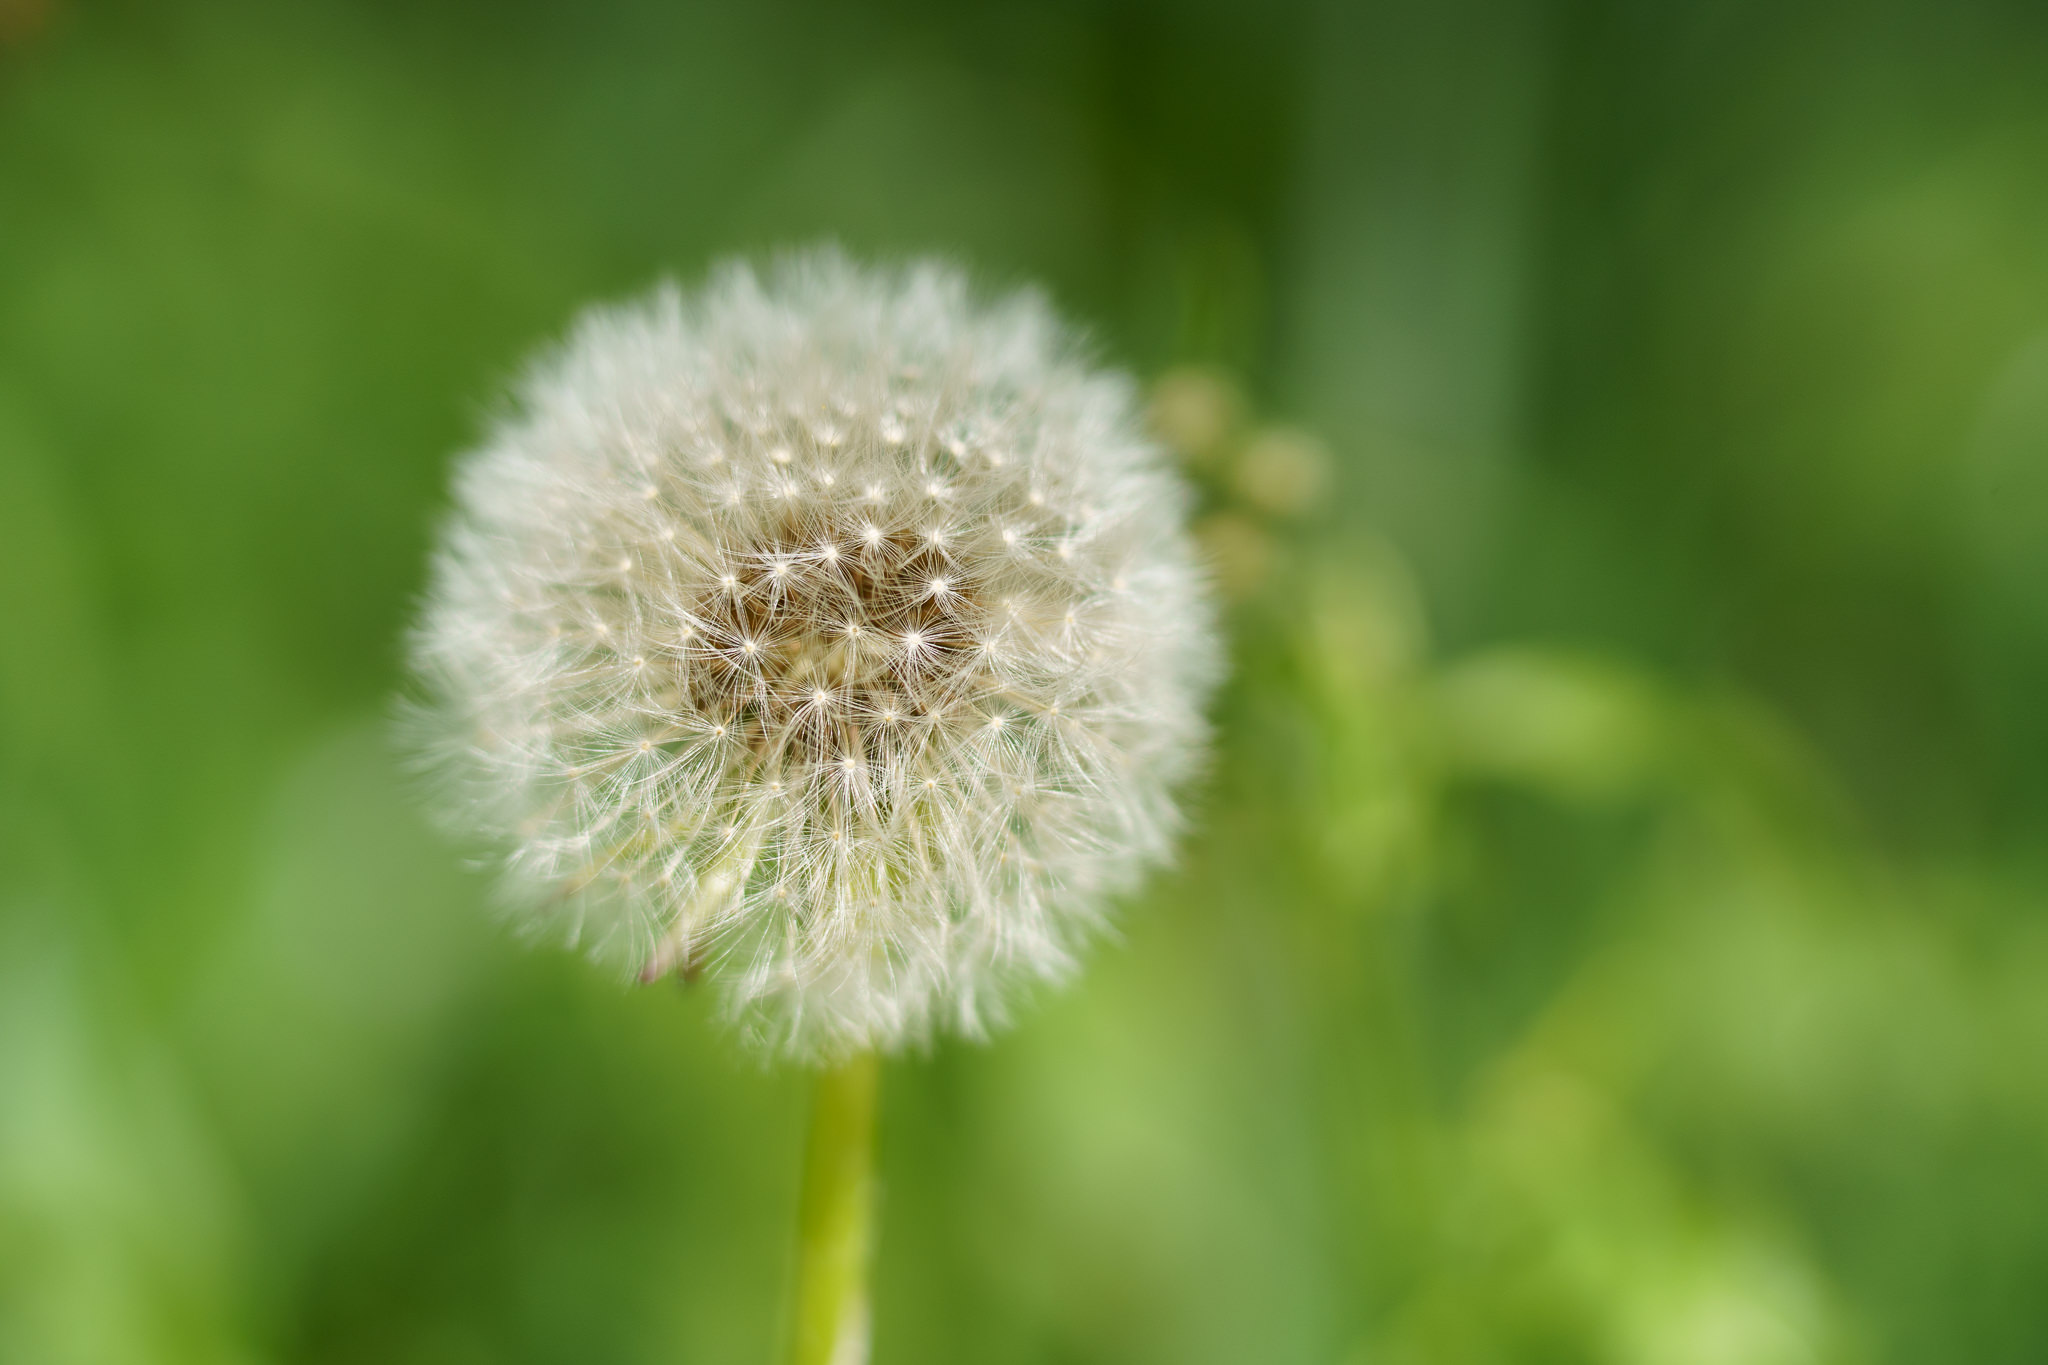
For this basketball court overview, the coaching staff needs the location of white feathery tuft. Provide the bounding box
[406,249,1218,1061]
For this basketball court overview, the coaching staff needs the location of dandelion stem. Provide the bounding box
[785,1051,879,1365]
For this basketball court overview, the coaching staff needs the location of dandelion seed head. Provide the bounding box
[406,248,1217,1060]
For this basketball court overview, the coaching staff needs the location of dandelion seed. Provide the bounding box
[405,248,1218,1060]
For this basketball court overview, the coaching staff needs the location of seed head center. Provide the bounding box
[675,513,987,770]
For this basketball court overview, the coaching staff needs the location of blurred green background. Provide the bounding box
[4,1,2048,1361]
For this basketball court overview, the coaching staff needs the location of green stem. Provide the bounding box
[785,1051,880,1365]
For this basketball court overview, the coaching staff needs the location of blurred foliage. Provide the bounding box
[5,1,2048,1362]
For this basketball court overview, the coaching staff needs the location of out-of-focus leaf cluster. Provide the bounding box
[1156,381,2048,1365]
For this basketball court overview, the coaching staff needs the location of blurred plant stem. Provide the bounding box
[785,1051,879,1365]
